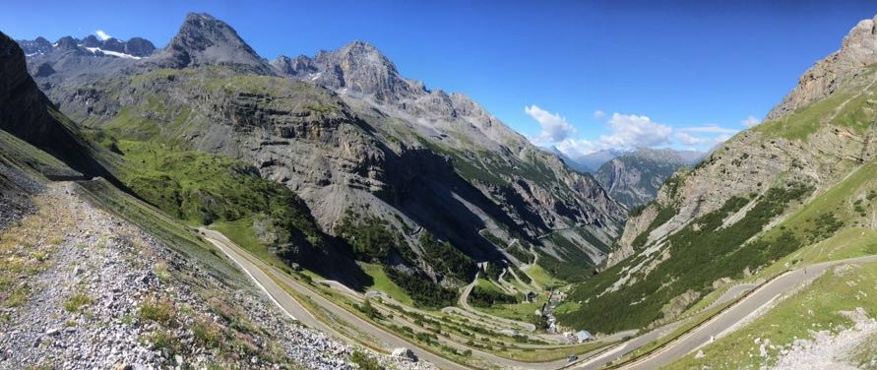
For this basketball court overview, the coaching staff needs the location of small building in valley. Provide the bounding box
[576,330,594,343]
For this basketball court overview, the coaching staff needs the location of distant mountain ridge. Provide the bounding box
[17,34,156,59]
[593,148,703,210]
[576,149,624,172]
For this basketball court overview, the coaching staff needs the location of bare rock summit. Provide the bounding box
[767,14,877,120]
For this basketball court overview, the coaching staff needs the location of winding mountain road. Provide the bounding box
[201,228,470,370]
[568,254,877,370]
[457,273,538,332]
[202,228,611,370]
[203,225,877,370]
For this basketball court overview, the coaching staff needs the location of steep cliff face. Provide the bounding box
[0,32,114,181]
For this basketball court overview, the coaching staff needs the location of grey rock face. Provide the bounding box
[17,36,53,55]
[267,38,625,252]
[101,37,125,53]
[150,12,275,75]
[80,35,102,48]
[123,37,156,57]
[275,41,427,102]
[55,36,79,51]
[594,148,702,209]
[271,54,319,77]
[767,14,877,120]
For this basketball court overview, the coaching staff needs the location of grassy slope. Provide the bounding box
[109,138,324,262]
[0,130,76,177]
[559,183,813,334]
[592,156,877,368]
[525,264,563,288]
[358,263,415,306]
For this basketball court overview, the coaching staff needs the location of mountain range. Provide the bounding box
[7,10,877,369]
[16,12,625,301]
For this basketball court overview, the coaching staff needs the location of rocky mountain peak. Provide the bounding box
[56,36,79,51]
[767,14,877,120]
[123,37,156,56]
[172,12,236,50]
[334,40,397,72]
[153,12,274,74]
[270,54,317,77]
[303,40,420,101]
[16,37,52,55]
[81,35,101,48]
[17,34,156,58]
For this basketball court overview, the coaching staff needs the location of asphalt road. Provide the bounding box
[458,273,538,332]
[620,254,877,370]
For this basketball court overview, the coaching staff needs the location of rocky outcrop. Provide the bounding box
[150,12,275,75]
[314,41,424,102]
[767,14,877,120]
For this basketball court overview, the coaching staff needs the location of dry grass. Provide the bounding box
[138,296,177,327]
[64,292,93,313]
[0,188,77,308]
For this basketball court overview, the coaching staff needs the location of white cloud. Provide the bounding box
[601,113,673,148]
[675,132,712,146]
[527,108,738,157]
[525,105,576,143]
[548,113,672,157]
[741,115,761,128]
[555,138,600,158]
[95,30,112,41]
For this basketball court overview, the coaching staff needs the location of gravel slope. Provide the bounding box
[0,182,431,369]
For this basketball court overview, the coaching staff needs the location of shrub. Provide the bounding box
[559,184,812,333]
[64,292,93,313]
[349,351,383,370]
[468,285,519,307]
[139,297,175,327]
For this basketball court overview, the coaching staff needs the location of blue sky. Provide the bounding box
[3,1,877,156]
